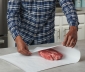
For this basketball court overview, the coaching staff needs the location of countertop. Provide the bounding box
[0,40,85,72]
[55,8,85,16]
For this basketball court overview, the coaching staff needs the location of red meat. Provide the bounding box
[38,48,63,61]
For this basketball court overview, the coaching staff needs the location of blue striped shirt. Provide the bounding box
[7,0,79,45]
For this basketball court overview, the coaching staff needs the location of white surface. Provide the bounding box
[0,45,80,72]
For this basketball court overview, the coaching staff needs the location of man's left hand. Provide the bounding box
[62,26,78,48]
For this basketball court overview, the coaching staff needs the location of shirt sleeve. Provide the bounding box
[58,0,79,27]
[7,0,21,40]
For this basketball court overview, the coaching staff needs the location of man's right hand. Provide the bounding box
[15,36,32,56]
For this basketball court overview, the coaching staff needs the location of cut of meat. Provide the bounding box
[38,50,54,61]
[47,48,63,60]
[38,48,63,61]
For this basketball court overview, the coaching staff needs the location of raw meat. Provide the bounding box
[38,49,53,60]
[38,48,63,61]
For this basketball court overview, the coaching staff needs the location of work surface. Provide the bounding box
[0,40,85,72]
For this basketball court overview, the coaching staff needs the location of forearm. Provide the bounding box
[15,36,23,43]
[7,16,20,40]
[7,0,21,40]
[59,0,79,27]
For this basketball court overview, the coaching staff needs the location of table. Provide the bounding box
[0,40,85,72]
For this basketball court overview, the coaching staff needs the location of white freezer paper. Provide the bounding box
[0,45,80,72]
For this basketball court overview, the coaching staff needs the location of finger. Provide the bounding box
[72,40,77,48]
[26,45,29,51]
[21,49,31,56]
[26,46,32,54]
[18,46,31,56]
[24,47,32,55]
[66,36,72,47]
[72,43,76,48]
[69,39,74,47]
[62,35,68,46]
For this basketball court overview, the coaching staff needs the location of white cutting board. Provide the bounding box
[0,45,80,72]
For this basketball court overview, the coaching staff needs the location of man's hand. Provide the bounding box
[15,36,32,56]
[62,26,78,48]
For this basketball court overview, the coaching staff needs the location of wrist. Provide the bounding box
[15,36,23,43]
[69,26,78,31]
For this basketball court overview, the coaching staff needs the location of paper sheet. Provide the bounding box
[0,45,80,72]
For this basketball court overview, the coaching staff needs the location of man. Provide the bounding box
[7,0,79,56]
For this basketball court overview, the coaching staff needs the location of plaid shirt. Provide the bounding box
[7,0,79,45]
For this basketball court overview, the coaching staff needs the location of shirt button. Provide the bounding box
[31,12,34,14]
[36,25,38,27]
[37,7,40,10]
[34,34,36,36]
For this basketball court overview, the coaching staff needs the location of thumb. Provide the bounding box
[26,45,32,54]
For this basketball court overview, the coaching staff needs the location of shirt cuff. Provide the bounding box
[11,30,20,40]
[69,22,79,31]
